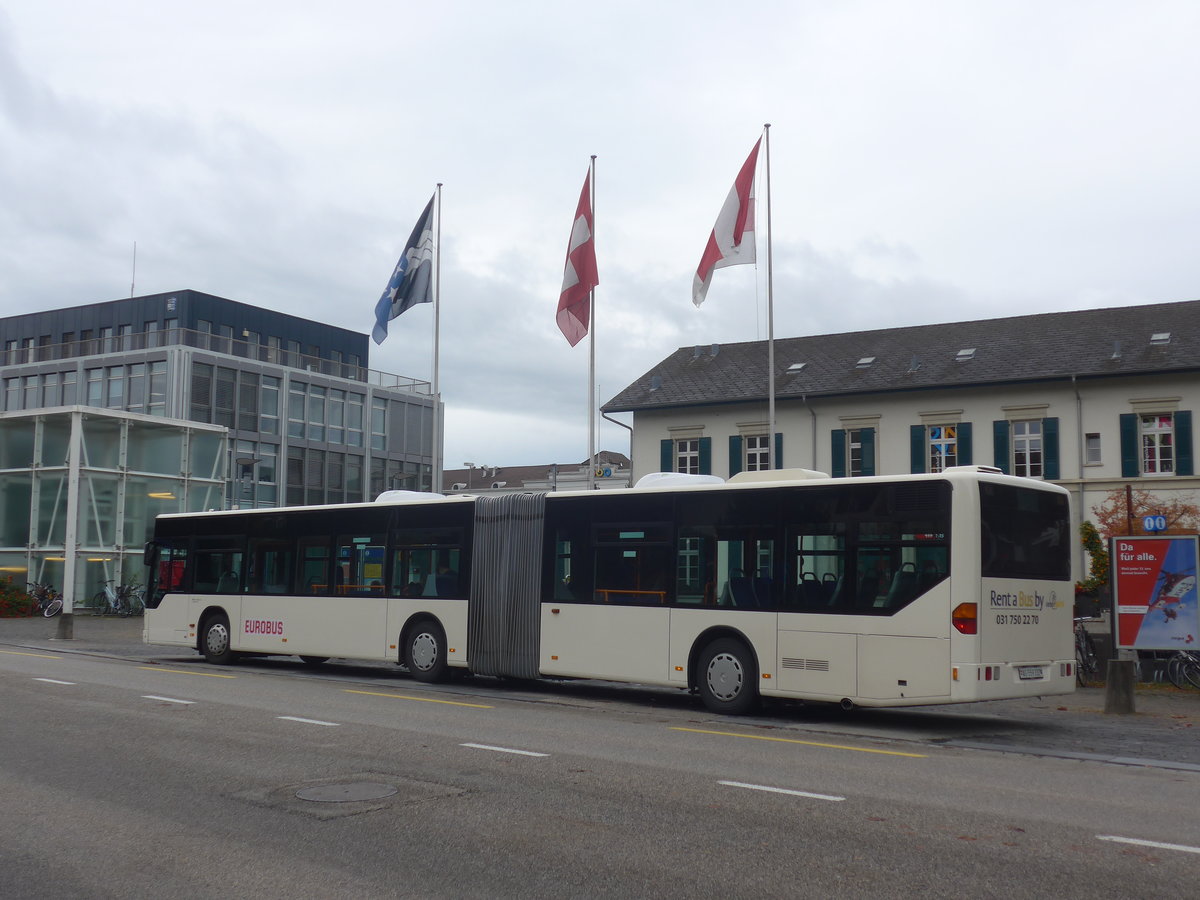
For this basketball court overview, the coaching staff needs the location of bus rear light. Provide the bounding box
[951,602,977,635]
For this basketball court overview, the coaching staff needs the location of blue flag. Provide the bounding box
[372,194,435,344]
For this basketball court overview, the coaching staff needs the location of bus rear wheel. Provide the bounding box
[404,619,448,683]
[201,613,238,665]
[697,637,758,715]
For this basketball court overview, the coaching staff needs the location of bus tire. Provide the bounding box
[404,618,448,683]
[697,637,758,715]
[201,613,237,665]
[299,656,329,666]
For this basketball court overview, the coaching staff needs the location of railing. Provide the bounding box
[3,328,430,394]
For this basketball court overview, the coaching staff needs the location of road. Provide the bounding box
[1,646,1197,898]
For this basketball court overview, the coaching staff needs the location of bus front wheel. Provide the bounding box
[404,619,449,683]
[201,613,238,665]
[697,638,758,715]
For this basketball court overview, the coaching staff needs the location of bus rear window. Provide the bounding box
[980,482,1070,580]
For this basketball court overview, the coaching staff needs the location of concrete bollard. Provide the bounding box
[1104,658,1136,715]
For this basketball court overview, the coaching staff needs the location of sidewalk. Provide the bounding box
[3,613,1199,768]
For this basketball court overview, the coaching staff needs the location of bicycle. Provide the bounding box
[1166,649,1200,690]
[92,580,130,616]
[28,582,63,618]
[1074,617,1100,686]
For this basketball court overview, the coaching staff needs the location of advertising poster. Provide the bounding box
[1112,535,1199,649]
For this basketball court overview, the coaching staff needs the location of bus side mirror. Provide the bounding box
[143,542,156,567]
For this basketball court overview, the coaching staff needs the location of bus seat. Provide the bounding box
[827,577,851,610]
[856,574,880,608]
[884,562,918,609]
[216,571,239,593]
[724,580,753,609]
[754,576,773,608]
[799,572,822,608]
[435,573,458,597]
[821,572,838,603]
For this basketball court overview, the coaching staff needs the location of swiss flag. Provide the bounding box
[693,138,761,306]
[557,170,598,346]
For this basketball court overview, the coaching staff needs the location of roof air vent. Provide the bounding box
[955,348,976,362]
[649,375,662,391]
[1111,340,1122,359]
[710,343,720,357]
[1150,332,1171,346]
[907,355,922,373]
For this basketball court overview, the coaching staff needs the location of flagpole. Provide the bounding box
[763,124,776,470]
[432,182,443,493]
[587,155,597,490]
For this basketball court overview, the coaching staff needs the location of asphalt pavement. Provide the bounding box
[3,612,1198,771]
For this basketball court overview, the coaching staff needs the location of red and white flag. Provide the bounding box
[693,138,761,306]
[557,170,598,346]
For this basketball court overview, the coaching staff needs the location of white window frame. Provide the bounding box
[927,425,957,473]
[744,434,770,472]
[1141,413,1175,475]
[676,438,701,475]
[1011,420,1044,478]
[1084,432,1102,466]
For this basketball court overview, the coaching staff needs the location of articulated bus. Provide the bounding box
[143,466,1075,713]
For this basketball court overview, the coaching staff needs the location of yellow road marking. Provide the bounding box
[671,726,927,758]
[344,689,493,709]
[0,649,61,659]
[139,666,237,679]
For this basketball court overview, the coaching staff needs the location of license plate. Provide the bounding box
[1017,666,1042,680]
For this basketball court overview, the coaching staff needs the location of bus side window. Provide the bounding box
[297,537,332,595]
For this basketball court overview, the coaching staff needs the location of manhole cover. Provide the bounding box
[296,782,399,803]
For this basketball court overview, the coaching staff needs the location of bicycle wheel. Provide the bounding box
[92,591,108,615]
[1166,654,1186,688]
[1183,653,1200,690]
[1075,629,1098,684]
[42,597,63,617]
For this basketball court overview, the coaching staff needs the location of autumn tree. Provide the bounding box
[1089,486,1200,539]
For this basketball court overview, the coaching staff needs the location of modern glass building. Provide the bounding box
[0,289,437,612]
[0,407,226,609]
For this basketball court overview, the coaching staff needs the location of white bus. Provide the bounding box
[143,466,1075,713]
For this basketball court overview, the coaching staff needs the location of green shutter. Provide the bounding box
[910,425,925,473]
[1176,411,1193,476]
[728,435,743,477]
[830,430,846,478]
[958,422,973,466]
[1043,417,1060,480]
[774,432,783,469]
[660,439,673,473]
[992,420,1011,474]
[860,427,876,476]
[699,437,712,475]
[1119,413,1139,477]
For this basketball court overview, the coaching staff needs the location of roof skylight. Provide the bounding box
[955,348,976,361]
[856,356,876,368]
[1150,332,1171,345]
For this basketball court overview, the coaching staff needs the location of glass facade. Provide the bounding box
[0,409,226,610]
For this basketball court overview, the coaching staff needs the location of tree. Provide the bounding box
[1088,486,1200,539]
[1076,521,1109,595]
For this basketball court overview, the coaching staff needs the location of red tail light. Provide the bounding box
[952,602,978,635]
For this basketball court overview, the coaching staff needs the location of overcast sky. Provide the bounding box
[3,1,1199,469]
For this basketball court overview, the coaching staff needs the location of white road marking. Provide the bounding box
[1097,835,1200,856]
[277,715,339,727]
[142,695,196,705]
[33,678,76,685]
[719,780,846,802]
[460,742,549,758]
